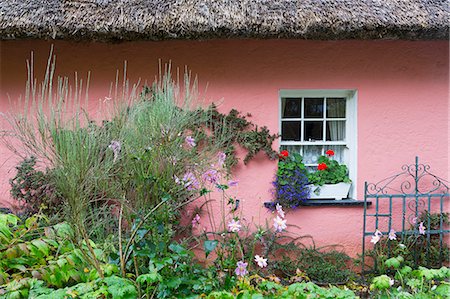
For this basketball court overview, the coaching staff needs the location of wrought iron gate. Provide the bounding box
[362,157,449,275]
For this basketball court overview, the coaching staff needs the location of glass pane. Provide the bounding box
[326,121,346,141]
[280,145,301,155]
[282,98,301,118]
[326,98,346,118]
[281,121,301,141]
[325,145,345,163]
[304,121,323,141]
[303,145,323,164]
[304,98,324,118]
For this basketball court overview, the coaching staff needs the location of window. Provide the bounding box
[279,90,357,198]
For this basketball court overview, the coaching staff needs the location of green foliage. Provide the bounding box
[359,212,450,275]
[271,246,355,284]
[207,279,358,298]
[370,257,450,299]
[191,105,279,169]
[0,213,119,298]
[9,157,61,216]
[3,276,138,299]
[307,155,351,186]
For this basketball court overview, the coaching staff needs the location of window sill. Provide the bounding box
[264,199,371,208]
[299,199,371,207]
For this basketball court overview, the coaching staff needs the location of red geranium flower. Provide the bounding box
[326,149,334,157]
[279,150,289,159]
[317,163,328,171]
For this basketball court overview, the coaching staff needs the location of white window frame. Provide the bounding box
[279,89,358,198]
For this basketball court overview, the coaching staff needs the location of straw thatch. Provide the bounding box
[0,0,448,41]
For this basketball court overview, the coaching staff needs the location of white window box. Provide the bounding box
[308,182,352,200]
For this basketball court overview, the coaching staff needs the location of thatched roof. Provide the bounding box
[0,0,448,41]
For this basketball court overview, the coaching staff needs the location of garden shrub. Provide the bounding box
[9,156,61,216]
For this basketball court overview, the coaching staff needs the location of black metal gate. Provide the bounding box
[362,157,449,275]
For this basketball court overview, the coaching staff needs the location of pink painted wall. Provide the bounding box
[0,40,448,256]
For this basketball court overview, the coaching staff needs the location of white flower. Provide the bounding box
[273,216,287,232]
[370,230,383,244]
[227,219,242,233]
[389,278,395,286]
[254,255,268,268]
[388,228,397,240]
[275,203,285,219]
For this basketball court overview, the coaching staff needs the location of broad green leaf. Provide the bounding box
[204,240,218,257]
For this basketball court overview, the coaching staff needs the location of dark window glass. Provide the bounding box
[304,121,323,141]
[304,98,324,118]
[326,98,346,118]
[282,121,301,141]
[282,98,301,118]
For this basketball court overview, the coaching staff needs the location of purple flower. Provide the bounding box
[235,261,248,277]
[217,152,226,167]
[419,222,426,235]
[192,214,200,227]
[185,136,196,147]
[228,180,239,187]
[202,169,219,184]
[108,140,121,162]
[388,228,397,240]
[182,172,200,190]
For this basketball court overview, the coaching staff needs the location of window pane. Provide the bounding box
[325,145,346,163]
[303,145,323,164]
[282,98,301,118]
[304,98,324,118]
[304,121,323,141]
[280,145,301,155]
[326,98,346,118]
[282,121,301,141]
[326,121,346,141]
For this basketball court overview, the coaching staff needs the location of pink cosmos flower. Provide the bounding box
[185,136,196,147]
[388,228,397,241]
[182,172,200,190]
[370,229,383,244]
[202,169,219,184]
[227,219,242,233]
[235,261,248,277]
[419,222,426,235]
[217,152,226,167]
[275,203,285,219]
[254,255,268,268]
[192,214,200,227]
[273,216,287,232]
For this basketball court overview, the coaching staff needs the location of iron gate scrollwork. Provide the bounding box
[362,157,449,275]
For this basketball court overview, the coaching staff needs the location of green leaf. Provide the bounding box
[137,272,162,285]
[204,240,218,257]
[434,283,450,297]
[370,275,391,290]
[385,257,401,269]
[31,239,50,256]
